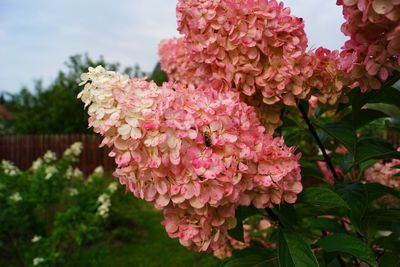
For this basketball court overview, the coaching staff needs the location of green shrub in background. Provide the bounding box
[0,143,221,267]
[0,143,136,266]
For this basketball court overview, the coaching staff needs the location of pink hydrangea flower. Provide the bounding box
[159,38,208,85]
[337,0,400,91]
[78,66,302,254]
[364,156,400,190]
[307,48,349,105]
[176,0,313,106]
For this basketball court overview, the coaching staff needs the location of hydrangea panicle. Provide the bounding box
[78,66,302,254]
[176,0,313,106]
[337,0,400,91]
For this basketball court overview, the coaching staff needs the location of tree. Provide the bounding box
[3,54,144,134]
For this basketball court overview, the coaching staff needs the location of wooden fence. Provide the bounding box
[0,135,115,175]
[0,133,399,177]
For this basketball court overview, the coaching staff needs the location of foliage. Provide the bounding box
[0,143,220,266]
[1,54,145,134]
[219,77,400,267]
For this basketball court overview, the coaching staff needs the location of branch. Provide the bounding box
[297,102,340,182]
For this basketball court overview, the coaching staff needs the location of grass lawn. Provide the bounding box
[66,198,221,267]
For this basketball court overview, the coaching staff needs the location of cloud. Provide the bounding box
[0,0,347,94]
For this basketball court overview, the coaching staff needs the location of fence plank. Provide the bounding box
[0,135,115,176]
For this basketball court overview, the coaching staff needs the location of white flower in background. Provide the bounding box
[73,168,83,178]
[66,166,74,179]
[64,142,83,158]
[1,160,20,176]
[31,235,42,243]
[9,192,22,202]
[68,187,79,197]
[31,158,43,172]
[45,166,57,180]
[66,167,83,179]
[43,150,57,163]
[33,257,45,266]
[93,166,104,176]
[107,182,118,194]
[97,193,111,219]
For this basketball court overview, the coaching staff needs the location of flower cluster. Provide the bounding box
[159,38,206,86]
[364,157,400,190]
[97,193,112,218]
[308,48,348,105]
[79,66,302,254]
[1,160,21,176]
[337,0,400,91]
[64,142,83,158]
[176,0,314,106]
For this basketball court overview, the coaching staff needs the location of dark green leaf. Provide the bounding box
[276,204,297,229]
[278,230,320,267]
[393,164,400,169]
[337,184,368,232]
[378,252,400,267]
[317,234,378,267]
[300,162,324,180]
[316,122,357,153]
[229,206,262,242]
[345,109,389,129]
[365,183,400,202]
[364,209,400,229]
[298,187,350,210]
[222,247,277,267]
[352,76,400,116]
[355,139,400,164]
[304,217,346,233]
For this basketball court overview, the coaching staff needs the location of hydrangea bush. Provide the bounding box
[79,0,400,266]
[0,143,136,266]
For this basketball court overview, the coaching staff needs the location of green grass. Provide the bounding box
[66,199,221,267]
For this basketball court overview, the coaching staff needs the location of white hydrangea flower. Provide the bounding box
[73,168,83,178]
[65,166,74,179]
[45,166,57,180]
[64,142,83,158]
[9,192,22,202]
[43,150,57,163]
[68,188,79,197]
[97,193,111,219]
[32,235,42,243]
[107,182,118,194]
[33,257,45,266]
[1,160,20,176]
[31,158,43,172]
[92,166,104,176]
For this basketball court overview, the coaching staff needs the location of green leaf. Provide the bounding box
[229,206,261,242]
[298,187,350,210]
[278,230,320,267]
[351,77,400,116]
[300,162,324,180]
[378,252,400,267]
[317,234,378,267]
[355,139,400,164]
[365,183,400,202]
[345,109,389,129]
[276,204,297,229]
[393,164,400,169]
[222,247,277,267]
[337,183,367,232]
[304,217,346,233]
[316,122,357,153]
[364,209,400,232]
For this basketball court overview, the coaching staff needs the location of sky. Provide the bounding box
[0,0,347,94]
